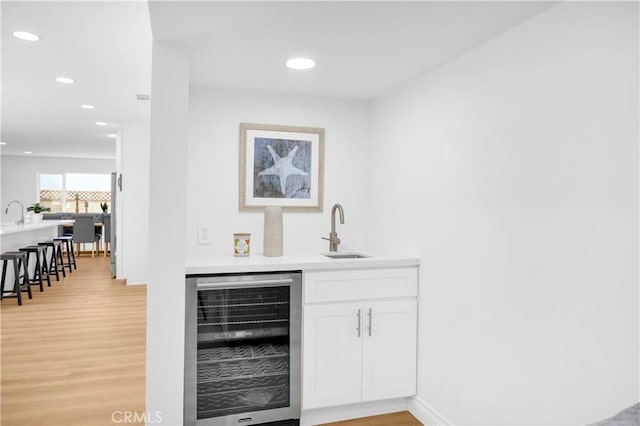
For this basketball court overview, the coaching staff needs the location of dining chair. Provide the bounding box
[72,216,101,257]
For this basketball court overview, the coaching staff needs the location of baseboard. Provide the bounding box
[301,397,410,425]
[408,397,453,426]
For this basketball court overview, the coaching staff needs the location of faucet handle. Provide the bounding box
[321,236,341,244]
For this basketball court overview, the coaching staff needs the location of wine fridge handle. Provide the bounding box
[356,308,361,337]
[196,278,293,290]
[367,308,372,336]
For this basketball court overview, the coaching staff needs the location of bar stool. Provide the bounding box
[0,251,32,305]
[19,245,49,290]
[38,240,66,281]
[54,235,76,273]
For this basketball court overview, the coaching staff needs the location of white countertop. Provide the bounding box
[185,250,419,275]
[0,220,74,235]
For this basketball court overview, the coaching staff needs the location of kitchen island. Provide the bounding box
[1,220,72,293]
[0,219,72,250]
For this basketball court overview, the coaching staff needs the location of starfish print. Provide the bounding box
[258,145,308,195]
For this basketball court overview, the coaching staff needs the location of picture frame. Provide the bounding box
[240,123,324,212]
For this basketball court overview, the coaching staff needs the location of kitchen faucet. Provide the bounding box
[322,203,344,252]
[5,200,24,225]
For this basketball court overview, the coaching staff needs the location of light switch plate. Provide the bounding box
[198,224,211,244]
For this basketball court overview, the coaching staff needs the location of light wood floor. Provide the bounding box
[1,256,146,426]
[322,412,423,426]
[1,256,419,426]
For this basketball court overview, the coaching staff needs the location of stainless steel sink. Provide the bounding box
[323,253,368,259]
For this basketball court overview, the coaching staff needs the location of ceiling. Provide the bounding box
[1,1,152,159]
[2,1,554,160]
[149,1,554,98]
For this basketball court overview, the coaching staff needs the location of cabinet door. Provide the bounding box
[362,300,417,402]
[303,303,363,409]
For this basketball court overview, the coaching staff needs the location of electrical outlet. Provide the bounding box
[198,224,211,245]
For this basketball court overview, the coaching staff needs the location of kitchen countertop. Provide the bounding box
[0,220,74,236]
[185,250,419,275]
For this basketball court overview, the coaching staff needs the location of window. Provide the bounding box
[39,174,64,212]
[39,173,111,213]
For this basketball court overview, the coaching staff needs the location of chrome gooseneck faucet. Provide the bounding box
[5,200,25,225]
[322,203,344,252]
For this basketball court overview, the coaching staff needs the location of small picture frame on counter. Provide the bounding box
[233,233,251,256]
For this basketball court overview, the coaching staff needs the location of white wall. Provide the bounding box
[187,87,372,256]
[370,2,638,425]
[120,122,150,284]
[0,155,115,221]
[146,42,189,426]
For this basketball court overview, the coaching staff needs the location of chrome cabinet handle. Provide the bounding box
[356,308,361,337]
[367,308,372,336]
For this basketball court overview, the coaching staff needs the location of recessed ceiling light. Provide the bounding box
[24,151,32,154]
[56,77,75,84]
[81,104,95,110]
[96,121,107,126]
[286,58,316,70]
[108,134,118,138]
[13,31,40,42]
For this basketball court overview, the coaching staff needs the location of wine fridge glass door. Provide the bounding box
[185,273,301,426]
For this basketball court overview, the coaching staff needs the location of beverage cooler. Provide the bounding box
[184,272,302,426]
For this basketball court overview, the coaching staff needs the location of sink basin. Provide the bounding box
[324,253,369,259]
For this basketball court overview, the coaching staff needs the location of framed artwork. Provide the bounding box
[240,123,324,212]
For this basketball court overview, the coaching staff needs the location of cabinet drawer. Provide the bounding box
[304,268,417,303]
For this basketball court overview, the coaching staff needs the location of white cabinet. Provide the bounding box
[302,268,418,410]
[303,303,363,408]
[361,300,417,402]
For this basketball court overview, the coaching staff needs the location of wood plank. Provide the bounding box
[1,256,146,426]
[320,411,423,426]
